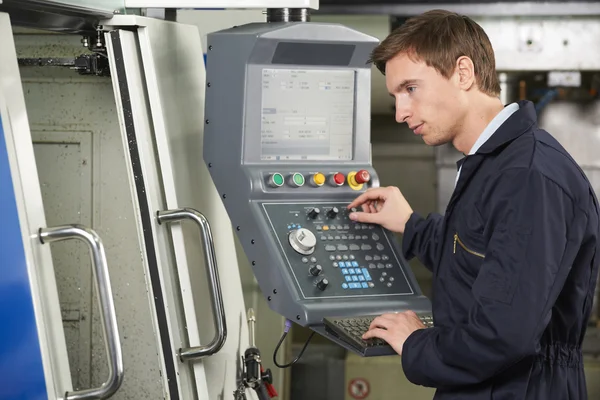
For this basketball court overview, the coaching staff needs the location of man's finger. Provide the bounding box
[362,328,391,342]
[349,211,382,224]
[369,315,393,331]
[347,188,386,209]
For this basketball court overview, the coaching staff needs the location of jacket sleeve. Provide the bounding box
[401,168,579,388]
[402,212,444,272]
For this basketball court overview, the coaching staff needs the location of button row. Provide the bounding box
[365,254,389,261]
[335,261,359,268]
[316,224,350,231]
[329,254,355,261]
[341,267,371,278]
[325,243,381,252]
[268,172,363,188]
[368,263,394,269]
[321,234,369,241]
[343,282,371,289]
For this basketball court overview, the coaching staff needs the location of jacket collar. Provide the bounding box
[476,100,537,155]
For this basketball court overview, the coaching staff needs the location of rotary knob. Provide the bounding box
[316,277,329,291]
[327,207,339,219]
[307,207,320,219]
[309,264,322,276]
[288,228,317,255]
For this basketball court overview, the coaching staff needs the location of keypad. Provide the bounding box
[263,202,414,299]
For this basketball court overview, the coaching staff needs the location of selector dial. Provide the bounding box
[316,277,329,291]
[307,207,320,219]
[288,228,317,255]
[327,207,339,219]
[309,265,323,276]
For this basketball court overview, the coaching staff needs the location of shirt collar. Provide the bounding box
[467,102,519,155]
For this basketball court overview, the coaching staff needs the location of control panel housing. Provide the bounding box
[203,22,431,327]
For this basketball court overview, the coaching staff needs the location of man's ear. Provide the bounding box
[455,56,476,91]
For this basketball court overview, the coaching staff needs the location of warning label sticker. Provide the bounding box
[348,377,370,399]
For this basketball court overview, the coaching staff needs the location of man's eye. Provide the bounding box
[407,86,416,93]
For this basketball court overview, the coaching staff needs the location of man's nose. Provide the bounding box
[395,102,411,124]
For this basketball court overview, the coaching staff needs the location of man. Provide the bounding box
[347,9,600,399]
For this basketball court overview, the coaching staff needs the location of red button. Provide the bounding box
[333,172,345,185]
[355,169,370,184]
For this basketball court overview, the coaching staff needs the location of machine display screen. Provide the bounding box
[260,68,355,161]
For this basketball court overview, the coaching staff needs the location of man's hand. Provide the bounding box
[347,186,413,233]
[362,311,426,356]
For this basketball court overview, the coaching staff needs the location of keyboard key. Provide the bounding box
[361,268,372,281]
[345,276,352,282]
[361,282,368,288]
[342,283,348,289]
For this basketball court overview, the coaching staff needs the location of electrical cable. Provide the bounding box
[273,319,315,368]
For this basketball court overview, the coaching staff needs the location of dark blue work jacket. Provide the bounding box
[401,100,600,399]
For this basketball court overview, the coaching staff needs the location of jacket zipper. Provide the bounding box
[454,233,485,258]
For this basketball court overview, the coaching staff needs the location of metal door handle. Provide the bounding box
[39,225,123,400]
[157,208,227,361]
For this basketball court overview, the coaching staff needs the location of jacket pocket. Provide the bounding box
[454,232,486,259]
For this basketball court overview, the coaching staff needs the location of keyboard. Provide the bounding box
[323,314,434,357]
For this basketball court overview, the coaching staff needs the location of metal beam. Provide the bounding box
[0,0,118,34]
[124,0,318,8]
[315,2,600,16]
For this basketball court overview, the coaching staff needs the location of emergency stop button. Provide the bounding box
[355,169,370,184]
[347,170,370,191]
[331,172,345,187]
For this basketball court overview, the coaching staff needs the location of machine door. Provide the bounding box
[0,12,123,400]
[105,16,254,400]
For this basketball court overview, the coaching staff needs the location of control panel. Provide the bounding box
[263,202,413,299]
[203,22,432,348]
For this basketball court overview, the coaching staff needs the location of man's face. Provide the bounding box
[385,52,467,146]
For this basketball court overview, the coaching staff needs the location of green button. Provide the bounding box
[272,173,284,186]
[293,173,305,186]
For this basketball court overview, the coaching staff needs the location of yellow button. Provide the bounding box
[323,225,329,231]
[313,172,325,186]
